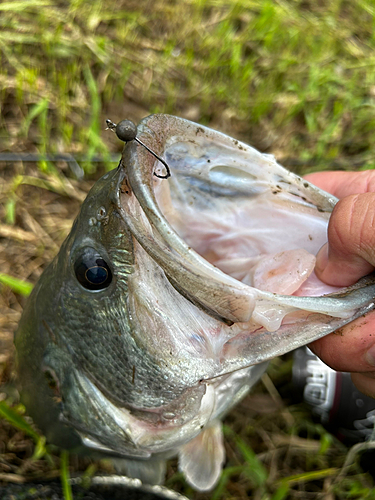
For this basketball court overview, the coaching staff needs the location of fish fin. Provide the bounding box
[178,419,225,491]
[112,457,166,485]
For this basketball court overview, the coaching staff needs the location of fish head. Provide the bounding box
[15,114,375,490]
[15,164,229,461]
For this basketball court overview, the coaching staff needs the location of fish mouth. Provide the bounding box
[61,369,216,458]
[116,114,375,368]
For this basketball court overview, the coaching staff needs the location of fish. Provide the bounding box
[14,114,375,491]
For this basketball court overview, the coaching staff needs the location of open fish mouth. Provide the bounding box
[117,114,375,372]
[14,114,375,492]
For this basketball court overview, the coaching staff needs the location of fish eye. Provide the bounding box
[74,247,112,291]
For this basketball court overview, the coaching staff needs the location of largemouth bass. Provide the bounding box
[15,114,375,491]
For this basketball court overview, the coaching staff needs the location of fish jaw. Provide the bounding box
[56,363,266,460]
[118,113,375,369]
[60,370,211,457]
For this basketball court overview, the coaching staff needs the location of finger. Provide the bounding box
[306,171,375,380]
[310,312,375,373]
[314,192,375,286]
[351,372,375,399]
[304,170,375,199]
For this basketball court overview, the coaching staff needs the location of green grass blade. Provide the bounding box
[271,482,290,500]
[32,435,47,460]
[0,273,33,296]
[0,401,40,442]
[224,425,268,486]
[20,97,49,138]
[80,463,97,489]
[5,198,16,225]
[0,402,52,462]
[281,467,339,486]
[61,450,73,500]
[0,1,51,11]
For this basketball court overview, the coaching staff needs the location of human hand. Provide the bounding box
[304,170,375,398]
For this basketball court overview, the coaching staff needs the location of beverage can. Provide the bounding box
[293,347,375,444]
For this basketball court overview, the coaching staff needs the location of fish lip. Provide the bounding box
[59,415,139,460]
[60,369,152,459]
[62,369,216,457]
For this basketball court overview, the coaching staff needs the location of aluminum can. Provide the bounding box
[293,347,375,444]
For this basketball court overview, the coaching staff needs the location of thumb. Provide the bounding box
[315,192,375,286]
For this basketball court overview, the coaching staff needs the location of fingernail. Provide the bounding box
[365,345,375,367]
[315,244,328,275]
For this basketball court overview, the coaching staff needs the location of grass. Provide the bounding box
[1,0,375,499]
[0,401,45,451]
[1,1,375,171]
[0,273,33,296]
[60,451,73,500]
